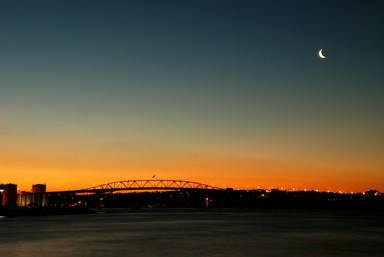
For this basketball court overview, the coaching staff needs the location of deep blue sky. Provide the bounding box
[1,0,383,191]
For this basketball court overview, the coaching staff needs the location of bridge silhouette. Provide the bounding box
[48,180,224,195]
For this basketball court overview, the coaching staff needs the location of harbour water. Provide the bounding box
[1,209,383,257]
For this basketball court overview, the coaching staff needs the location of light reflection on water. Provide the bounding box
[0,210,383,257]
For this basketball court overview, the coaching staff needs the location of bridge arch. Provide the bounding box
[49,179,224,194]
[85,179,223,192]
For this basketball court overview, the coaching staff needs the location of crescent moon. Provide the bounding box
[318,49,326,59]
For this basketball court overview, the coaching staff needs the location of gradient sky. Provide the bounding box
[1,0,383,192]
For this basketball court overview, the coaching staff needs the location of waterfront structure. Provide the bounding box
[18,184,48,207]
[0,182,48,207]
[32,184,46,193]
[1,183,18,207]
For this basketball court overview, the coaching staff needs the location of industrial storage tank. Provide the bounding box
[31,184,48,207]
[32,184,46,194]
[1,183,17,207]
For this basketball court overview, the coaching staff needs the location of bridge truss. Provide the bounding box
[49,180,223,195]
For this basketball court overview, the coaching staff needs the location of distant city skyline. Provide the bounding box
[1,0,383,192]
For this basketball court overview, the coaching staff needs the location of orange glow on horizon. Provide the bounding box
[1,148,382,193]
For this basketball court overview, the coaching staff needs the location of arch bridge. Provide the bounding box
[48,180,224,195]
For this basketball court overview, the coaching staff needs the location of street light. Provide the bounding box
[0,189,4,207]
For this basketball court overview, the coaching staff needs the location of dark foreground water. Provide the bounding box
[1,209,383,257]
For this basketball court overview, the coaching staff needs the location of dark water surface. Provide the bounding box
[1,209,383,257]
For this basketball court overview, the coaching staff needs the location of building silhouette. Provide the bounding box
[0,183,48,208]
[18,184,48,207]
[1,184,18,207]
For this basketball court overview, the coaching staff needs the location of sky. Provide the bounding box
[1,0,383,192]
